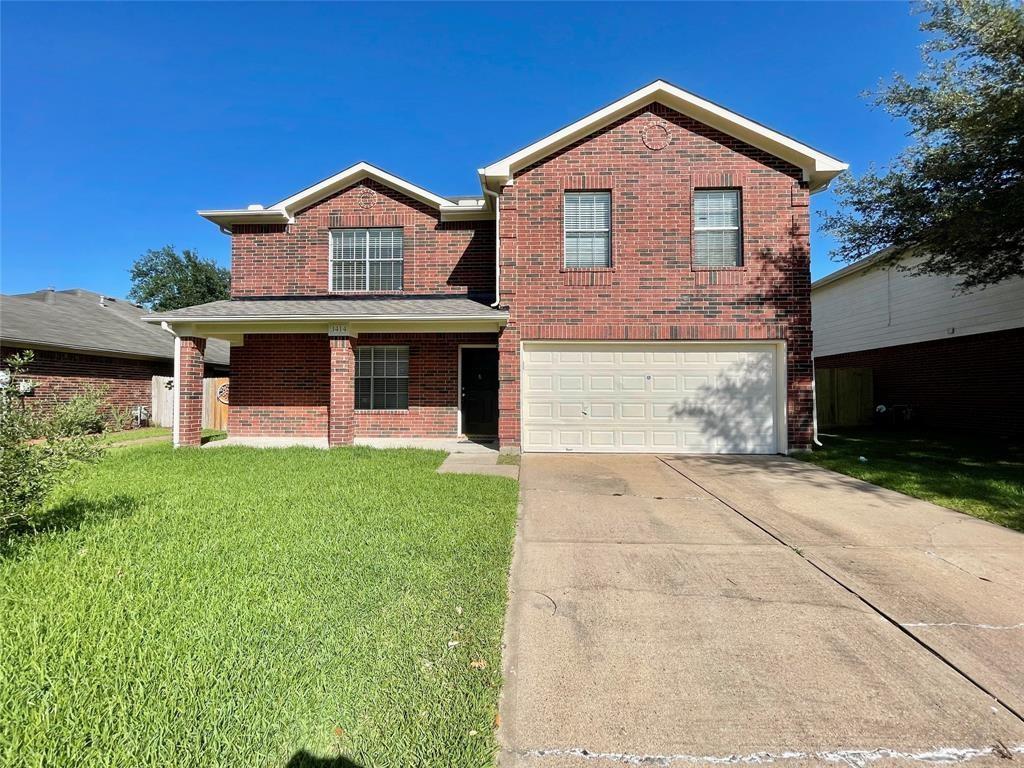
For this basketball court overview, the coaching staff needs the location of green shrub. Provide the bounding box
[0,351,102,533]
[49,389,110,435]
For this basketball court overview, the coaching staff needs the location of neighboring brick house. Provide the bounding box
[0,288,229,421]
[812,252,1024,436]
[147,81,846,453]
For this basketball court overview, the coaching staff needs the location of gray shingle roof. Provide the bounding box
[1,289,230,366]
[146,295,508,321]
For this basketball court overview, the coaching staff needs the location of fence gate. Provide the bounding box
[815,367,873,428]
[202,377,229,431]
[151,375,229,430]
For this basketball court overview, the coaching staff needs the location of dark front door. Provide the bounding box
[461,347,499,436]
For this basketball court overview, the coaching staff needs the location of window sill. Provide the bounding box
[329,290,406,295]
[355,408,411,414]
[690,265,747,272]
[559,267,615,273]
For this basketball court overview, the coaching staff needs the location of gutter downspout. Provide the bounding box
[812,362,822,448]
[161,322,182,447]
[482,186,500,307]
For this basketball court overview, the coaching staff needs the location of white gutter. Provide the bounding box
[482,183,501,307]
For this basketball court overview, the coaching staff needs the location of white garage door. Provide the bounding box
[521,342,780,454]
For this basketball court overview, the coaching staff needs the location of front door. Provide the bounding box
[461,347,499,436]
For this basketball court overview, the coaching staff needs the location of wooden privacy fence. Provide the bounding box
[815,367,873,428]
[151,376,229,430]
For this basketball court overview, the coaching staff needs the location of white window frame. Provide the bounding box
[693,189,742,268]
[563,191,612,269]
[329,228,404,292]
[354,346,409,411]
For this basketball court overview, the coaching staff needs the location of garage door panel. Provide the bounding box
[620,375,646,392]
[522,342,780,454]
[525,401,554,419]
[525,374,554,393]
[558,375,585,391]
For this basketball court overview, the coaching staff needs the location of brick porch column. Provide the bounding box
[497,324,521,451]
[174,336,206,448]
[328,334,354,447]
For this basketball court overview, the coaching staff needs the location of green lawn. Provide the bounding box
[797,428,1024,532]
[1,445,519,767]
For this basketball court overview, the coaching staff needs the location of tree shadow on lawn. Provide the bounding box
[285,750,365,768]
[1,493,140,560]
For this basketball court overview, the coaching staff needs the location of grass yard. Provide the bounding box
[797,428,1024,532]
[1,444,519,767]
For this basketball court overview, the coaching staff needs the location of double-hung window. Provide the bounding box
[564,191,611,268]
[693,189,742,267]
[330,228,404,291]
[355,346,408,410]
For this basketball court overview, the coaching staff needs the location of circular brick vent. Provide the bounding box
[640,122,671,151]
[356,188,377,209]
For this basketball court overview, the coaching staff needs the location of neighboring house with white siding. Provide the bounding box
[811,252,1024,435]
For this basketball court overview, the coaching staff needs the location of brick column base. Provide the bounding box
[329,336,354,447]
[175,336,206,448]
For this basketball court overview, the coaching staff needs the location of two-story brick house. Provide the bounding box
[148,81,846,453]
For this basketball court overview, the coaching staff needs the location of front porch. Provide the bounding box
[147,296,508,449]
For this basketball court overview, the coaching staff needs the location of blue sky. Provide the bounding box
[1,2,924,297]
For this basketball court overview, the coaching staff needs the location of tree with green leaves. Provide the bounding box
[822,0,1024,289]
[128,246,230,311]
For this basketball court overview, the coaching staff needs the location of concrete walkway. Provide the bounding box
[500,454,1024,767]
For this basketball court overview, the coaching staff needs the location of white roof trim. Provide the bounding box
[811,247,900,291]
[143,313,507,324]
[196,208,291,227]
[274,162,452,214]
[480,80,847,192]
[199,162,493,226]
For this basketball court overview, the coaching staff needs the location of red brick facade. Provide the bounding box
[228,333,329,438]
[1,345,170,422]
[815,328,1024,436]
[213,101,817,451]
[228,332,499,440]
[230,179,494,298]
[352,333,499,437]
[496,104,814,449]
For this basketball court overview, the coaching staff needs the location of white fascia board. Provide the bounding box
[273,161,453,215]
[198,162,482,226]
[143,314,508,324]
[810,247,901,291]
[439,205,493,222]
[480,80,848,192]
[197,208,290,227]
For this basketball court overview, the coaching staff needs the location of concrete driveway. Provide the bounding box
[499,454,1024,767]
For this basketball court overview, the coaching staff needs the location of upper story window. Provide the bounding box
[693,190,742,267]
[330,228,404,291]
[564,192,611,269]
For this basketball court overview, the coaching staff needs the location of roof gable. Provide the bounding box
[199,162,488,228]
[479,80,847,192]
[198,80,847,230]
